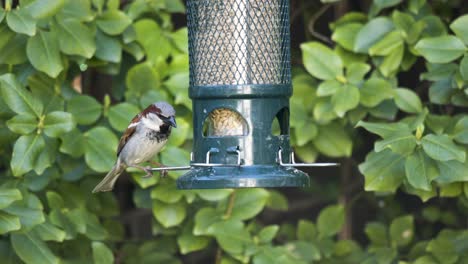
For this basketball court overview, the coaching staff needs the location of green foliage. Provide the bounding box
[0,0,466,263]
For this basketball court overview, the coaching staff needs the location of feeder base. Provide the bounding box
[176,166,309,189]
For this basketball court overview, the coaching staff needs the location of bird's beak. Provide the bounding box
[167,116,177,128]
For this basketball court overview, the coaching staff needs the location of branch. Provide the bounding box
[307,4,333,45]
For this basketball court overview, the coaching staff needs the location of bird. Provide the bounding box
[92,101,177,193]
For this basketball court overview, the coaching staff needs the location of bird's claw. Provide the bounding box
[160,169,168,178]
[142,166,153,178]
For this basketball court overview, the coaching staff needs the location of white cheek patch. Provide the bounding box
[128,122,138,128]
[142,113,162,131]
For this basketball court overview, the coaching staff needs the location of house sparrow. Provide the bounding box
[92,101,177,193]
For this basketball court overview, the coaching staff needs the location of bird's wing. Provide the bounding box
[116,113,140,156]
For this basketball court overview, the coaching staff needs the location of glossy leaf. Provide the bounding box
[11,134,46,177]
[26,0,65,19]
[84,127,118,172]
[59,128,85,157]
[359,78,395,107]
[152,200,186,228]
[0,212,20,234]
[332,23,363,51]
[394,88,423,113]
[405,149,438,191]
[436,160,468,184]
[356,121,410,138]
[95,30,122,63]
[421,134,466,162]
[258,225,279,244]
[453,116,468,144]
[389,215,414,247]
[0,189,22,210]
[92,242,114,264]
[359,150,405,192]
[301,42,343,80]
[11,233,59,264]
[375,131,417,155]
[313,123,352,157]
[6,9,36,36]
[332,84,360,117]
[97,10,132,35]
[0,74,43,116]
[317,205,344,238]
[56,18,96,58]
[450,14,468,45]
[26,30,63,78]
[220,189,269,221]
[67,95,102,125]
[415,36,466,63]
[208,219,251,255]
[43,111,75,138]
[32,220,66,242]
[354,17,394,53]
[177,230,210,255]
[6,114,37,135]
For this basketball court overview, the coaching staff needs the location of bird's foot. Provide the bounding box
[142,166,154,178]
[150,161,168,178]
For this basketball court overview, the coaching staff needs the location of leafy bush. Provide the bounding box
[0,0,467,263]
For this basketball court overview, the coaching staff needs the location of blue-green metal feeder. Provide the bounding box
[153,0,337,189]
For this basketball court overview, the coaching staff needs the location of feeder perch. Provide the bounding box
[152,0,338,189]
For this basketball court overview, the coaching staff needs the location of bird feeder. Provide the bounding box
[154,0,337,189]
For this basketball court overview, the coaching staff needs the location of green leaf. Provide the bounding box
[439,183,462,197]
[365,222,388,246]
[295,122,318,146]
[171,27,188,53]
[460,55,468,82]
[168,117,190,147]
[46,191,64,209]
[450,14,468,45]
[359,78,395,107]
[0,8,4,23]
[43,111,75,138]
[126,62,160,97]
[454,116,468,144]
[134,19,172,62]
[258,225,279,244]
[332,23,363,51]
[208,219,251,255]
[389,215,414,247]
[317,204,344,238]
[151,181,183,204]
[265,190,288,211]
[26,30,63,78]
[379,41,404,77]
[84,127,118,172]
[32,220,66,242]
[92,242,114,264]
[301,42,343,80]
[108,103,139,131]
[4,193,44,229]
[369,30,403,56]
[394,88,423,113]
[316,80,341,97]
[0,33,28,65]
[346,62,370,84]
[193,207,221,235]
[59,0,93,22]
[356,121,410,138]
[56,18,96,58]
[359,150,405,192]
[197,189,232,202]
[332,84,360,117]
[152,200,186,228]
[59,128,85,157]
[405,149,438,191]
[421,134,466,162]
[67,95,102,125]
[177,231,210,255]
[95,30,122,63]
[11,233,59,264]
[297,220,316,241]
[6,114,37,134]
[6,9,36,36]
[164,72,191,109]
[220,189,269,221]
[392,10,414,38]
[26,0,65,19]
[415,36,466,64]
[161,147,190,178]
[313,122,352,157]
[0,189,22,209]
[0,73,43,116]
[375,0,402,8]
[11,134,45,177]
[375,131,417,155]
[0,212,20,234]
[354,17,394,53]
[97,10,132,35]
[436,160,468,184]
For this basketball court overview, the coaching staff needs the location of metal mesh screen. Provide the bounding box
[187,0,291,86]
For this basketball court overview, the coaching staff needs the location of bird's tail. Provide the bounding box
[92,161,126,193]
